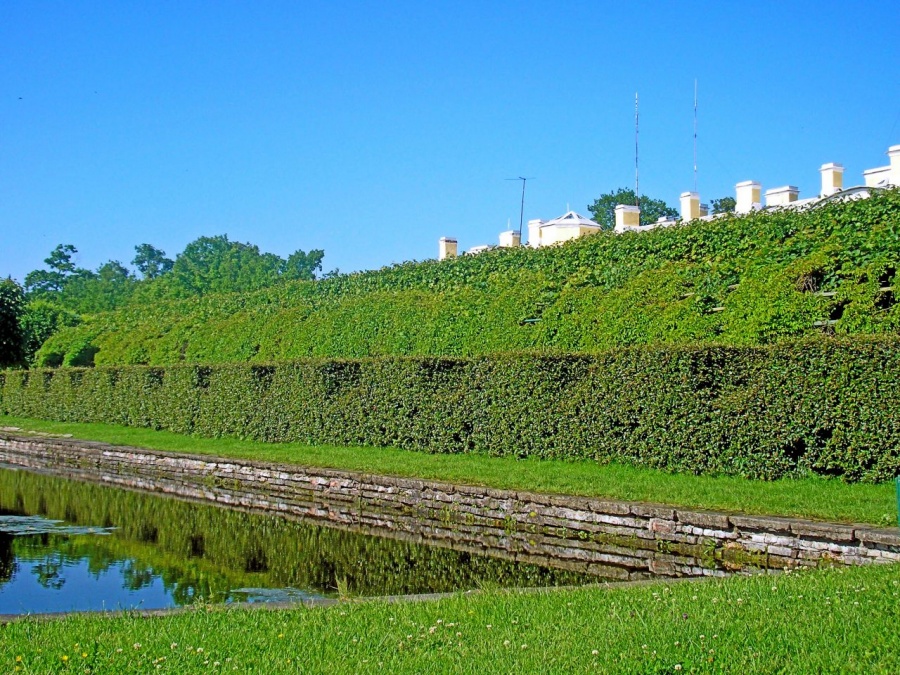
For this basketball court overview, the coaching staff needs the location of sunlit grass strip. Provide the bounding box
[2,564,899,674]
[2,415,896,526]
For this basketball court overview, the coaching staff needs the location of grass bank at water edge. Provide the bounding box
[2,564,899,673]
[1,415,896,526]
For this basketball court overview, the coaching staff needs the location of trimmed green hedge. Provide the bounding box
[4,337,900,482]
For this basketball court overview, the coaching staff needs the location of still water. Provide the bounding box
[0,467,597,615]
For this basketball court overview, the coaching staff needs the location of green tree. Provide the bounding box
[711,196,737,214]
[97,260,132,283]
[19,300,80,364]
[132,244,174,279]
[283,248,325,281]
[23,244,93,300]
[61,260,136,313]
[587,188,678,229]
[0,278,26,367]
[45,244,78,275]
[170,235,283,296]
[24,244,75,297]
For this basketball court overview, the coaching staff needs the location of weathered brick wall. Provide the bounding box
[0,433,897,581]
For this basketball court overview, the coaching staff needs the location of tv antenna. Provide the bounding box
[693,79,698,193]
[505,176,535,237]
[634,92,640,205]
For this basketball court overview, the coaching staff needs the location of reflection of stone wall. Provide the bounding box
[0,468,595,597]
[1,433,898,582]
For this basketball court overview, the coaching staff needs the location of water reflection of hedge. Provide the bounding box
[9,532,250,604]
[0,469,593,598]
[0,533,14,583]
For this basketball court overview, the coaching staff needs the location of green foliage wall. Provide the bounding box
[34,190,900,367]
[4,337,899,483]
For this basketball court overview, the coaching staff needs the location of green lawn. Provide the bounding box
[2,415,896,526]
[2,564,898,674]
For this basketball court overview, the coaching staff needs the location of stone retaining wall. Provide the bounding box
[1,433,898,581]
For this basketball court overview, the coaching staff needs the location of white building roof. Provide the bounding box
[540,211,601,229]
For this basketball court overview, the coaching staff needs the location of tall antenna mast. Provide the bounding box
[693,79,698,193]
[634,92,640,205]
[505,177,536,238]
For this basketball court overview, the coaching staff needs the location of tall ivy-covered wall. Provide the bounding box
[33,189,900,367]
[3,337,899,482]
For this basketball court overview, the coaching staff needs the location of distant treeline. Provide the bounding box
[24,235,325,312]
[0,235,324,366]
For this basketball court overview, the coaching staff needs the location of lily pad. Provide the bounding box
[0,515,116,537]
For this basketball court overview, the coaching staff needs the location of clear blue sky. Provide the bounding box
[2,1,899,283]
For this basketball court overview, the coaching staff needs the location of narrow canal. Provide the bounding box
[0,466,600,615]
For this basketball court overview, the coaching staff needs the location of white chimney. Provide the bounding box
[614,204,641,233]
[765,186,800,207]
[527,219,544,248]
[863,145,900,188]
[889,144,900,187]
[499,230,521,248]
[680,191,701,222]
[735,181,762,214]
[819,163,844,197]
[438,237,458,260]
[864,166,891,187]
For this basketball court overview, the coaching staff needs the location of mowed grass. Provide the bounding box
[2,415,896,526]
[2,564,899,674]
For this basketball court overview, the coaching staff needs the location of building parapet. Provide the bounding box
[439,142,898,255]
